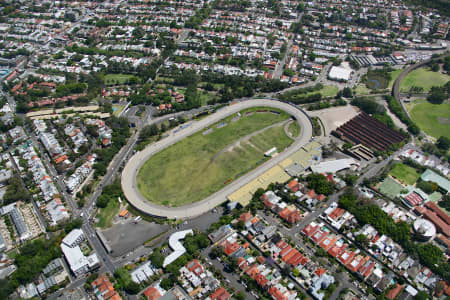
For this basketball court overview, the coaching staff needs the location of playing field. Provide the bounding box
[409,100,450,139]
[389,163,420,185]
[378,177,404,199]
[400,68,449,92]
[308,85,339,97]
[137,109,294,207]
[104,74,135,86]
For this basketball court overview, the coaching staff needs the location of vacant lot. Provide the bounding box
[400,68,449,92]
[410,100,450,139]
[97,197,120,229]
[137,109,293,207]
[389,163,420,185]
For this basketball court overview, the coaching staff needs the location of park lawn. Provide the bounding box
[389,163,420,185]
[388,69,403,89]
[137,109,292,207]
[112,104,126,116]
[400,68,449,92]
[354,84,370,95]
[410,101,450,139]
[96,197,120,228]
[307,85,339,98]
[287,121,300,137]
[104,74,134,86]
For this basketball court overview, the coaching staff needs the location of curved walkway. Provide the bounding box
[121,99,313,219]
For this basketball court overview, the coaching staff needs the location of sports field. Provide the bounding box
[378,177,404,199]
[400,68,449,92]
[409,100,450,139]
[104,74,135,86]
[389,163,420,185]
[137,109,294,207]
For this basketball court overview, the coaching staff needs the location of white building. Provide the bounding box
[62,229,84,248]
[61,229,99,277]
[328,66,352,81]
[163,229,193,267]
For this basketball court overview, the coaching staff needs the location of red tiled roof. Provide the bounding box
[311,230,328,244]
[223,241,240,256]
[328,208,345,220]
[287,179,299,192]
[238,212,253,222]
[386,284,403,300]
[425,202,450,225]
[415,207,450,237]
[307,190,316,198]
[319,236,337,251]
[315,268,326,277]
[209,287,231,300]
[337,250,356,265]
[302,224,319,237]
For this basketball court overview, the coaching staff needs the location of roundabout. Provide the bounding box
[121,99,313,219]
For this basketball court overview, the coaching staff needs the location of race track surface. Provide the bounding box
[121,99,313,219]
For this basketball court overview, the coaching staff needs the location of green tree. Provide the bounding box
[149,251,165,269]
[414,291,429,300]
[437,136,450,151]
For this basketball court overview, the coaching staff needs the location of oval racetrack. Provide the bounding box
[121,99,313,219]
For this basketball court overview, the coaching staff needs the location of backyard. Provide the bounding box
[137,108,295,207]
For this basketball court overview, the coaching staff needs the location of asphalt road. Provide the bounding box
[121,99,313,219]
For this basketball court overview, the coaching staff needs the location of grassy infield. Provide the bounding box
[137,108,294,207]
[354,67,449,139]
[401,68,450,139]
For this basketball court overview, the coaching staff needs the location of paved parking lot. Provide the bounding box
[101,220,169,257]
